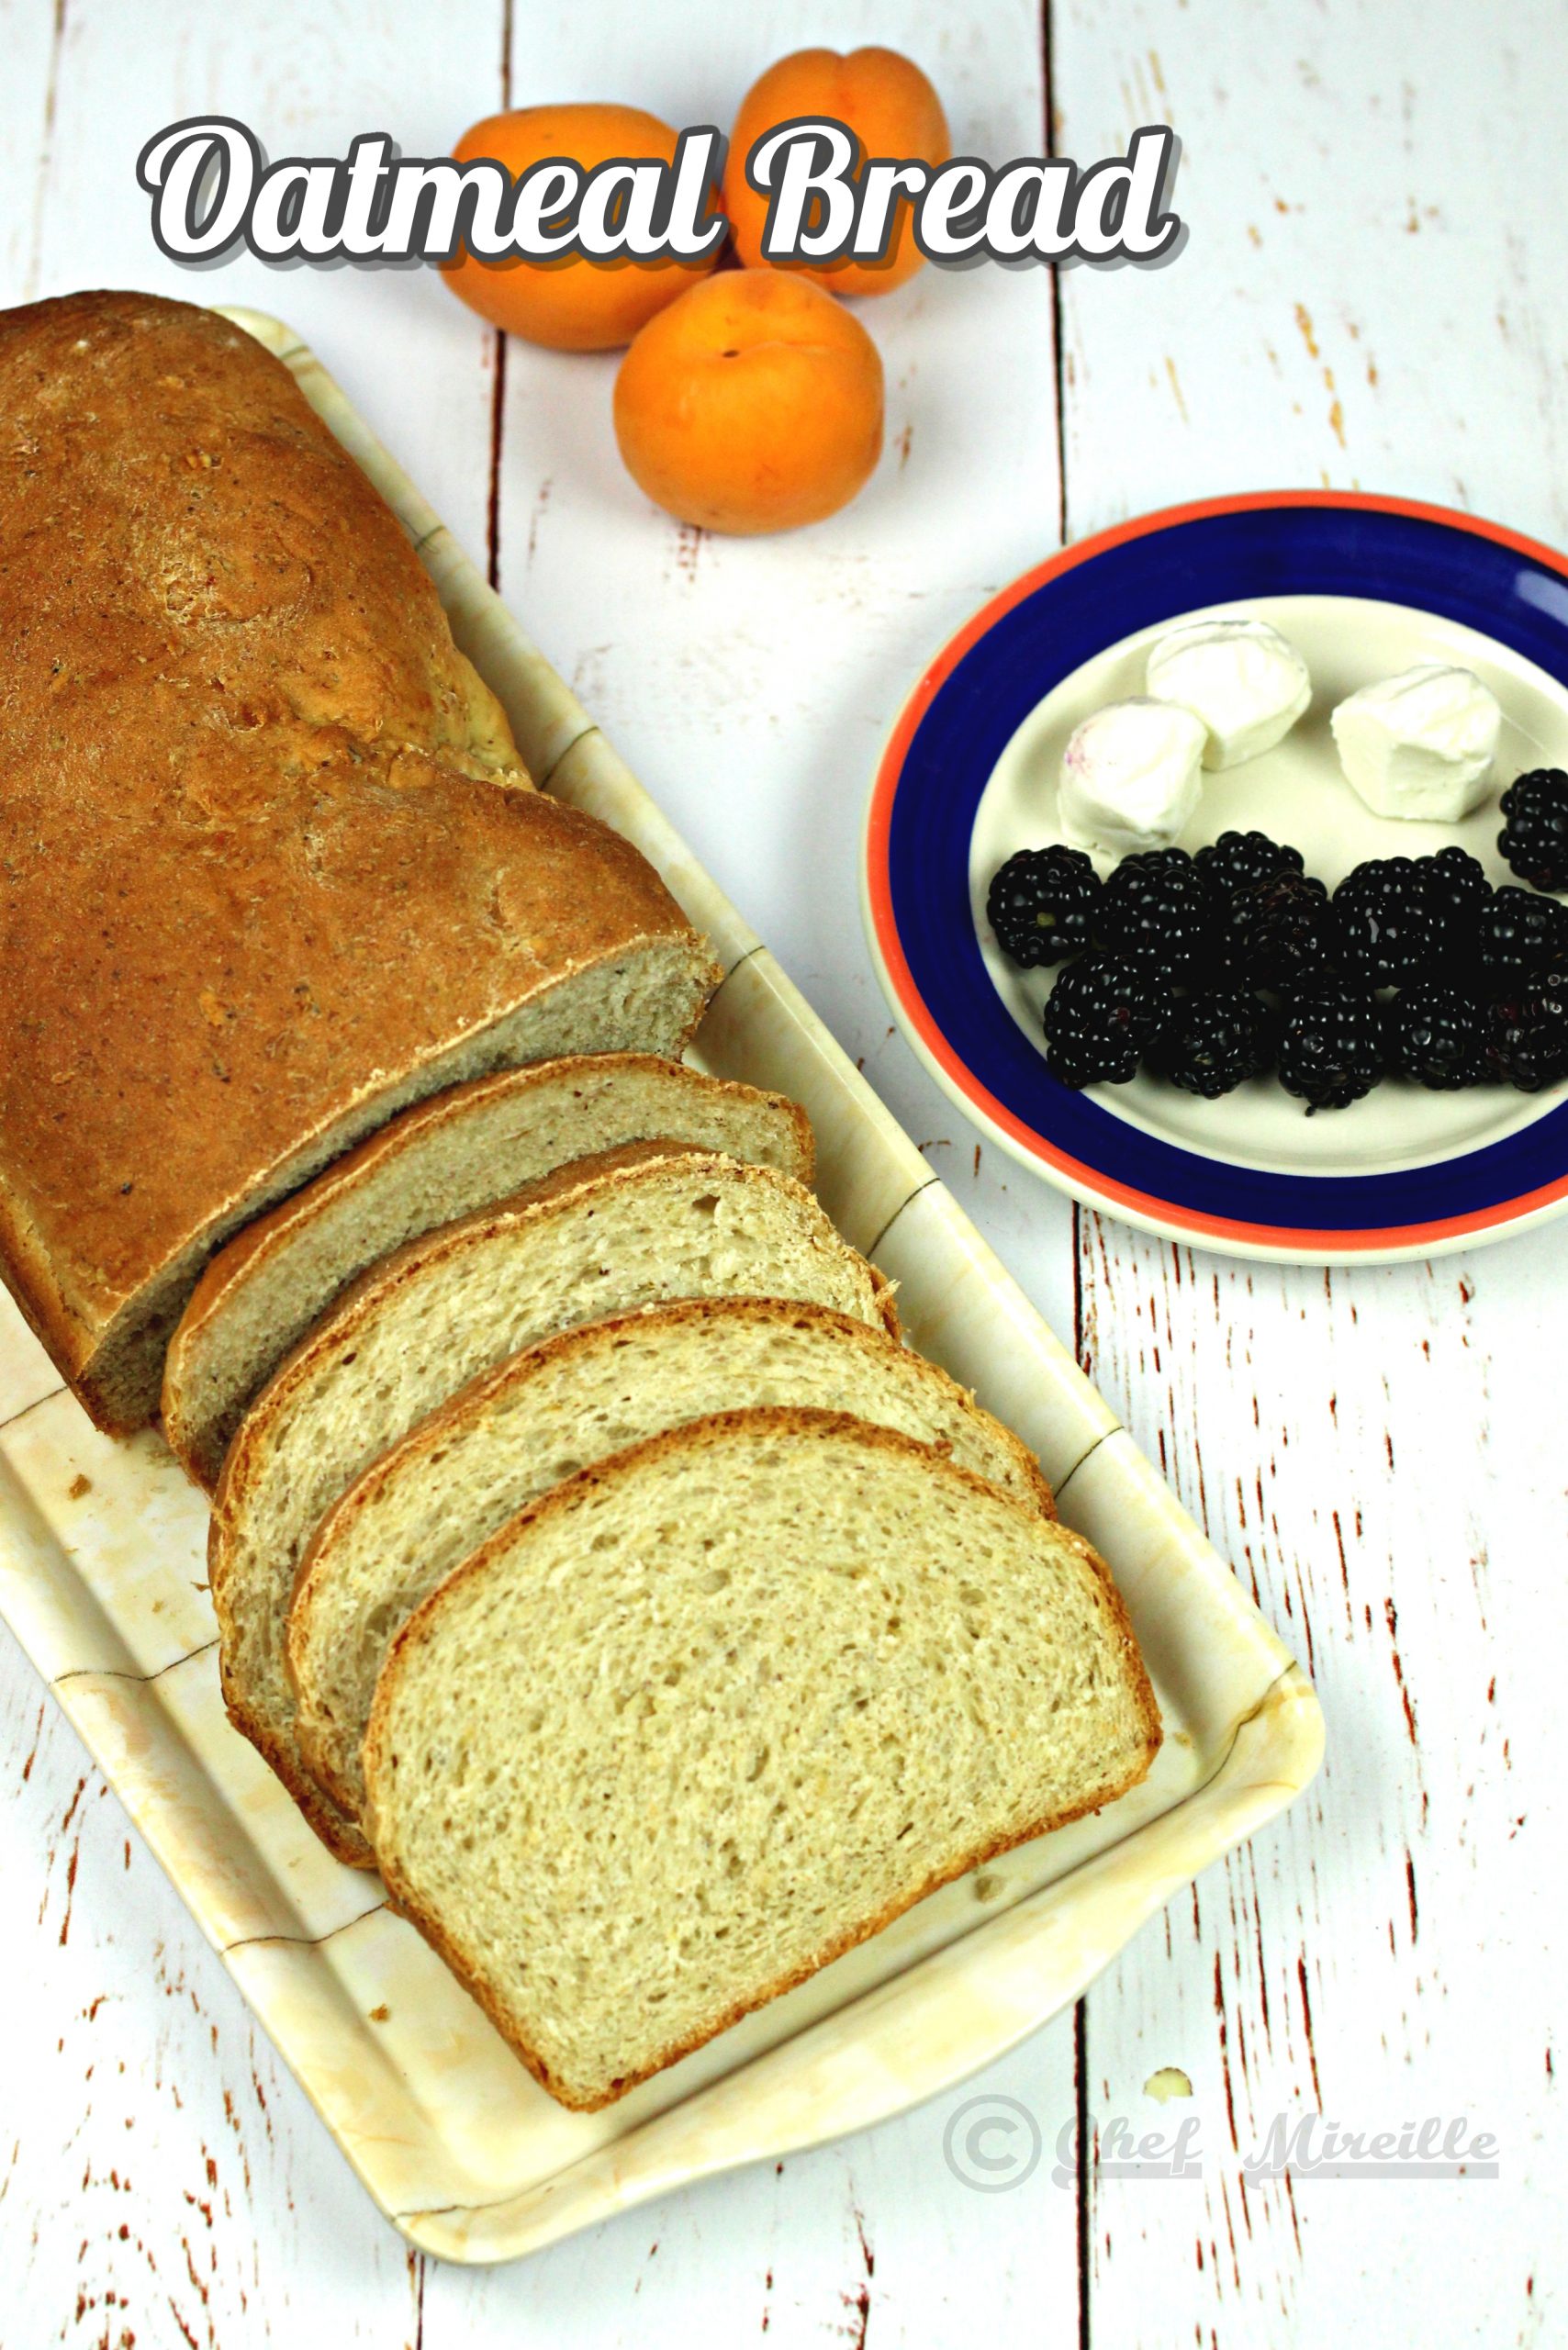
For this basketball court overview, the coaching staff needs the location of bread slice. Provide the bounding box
[0,292,721,1433]
[210,1149,896,1864]
[363,1409,1160,2110]
[163,1058,813,1491]
[288,1297,1054,1827]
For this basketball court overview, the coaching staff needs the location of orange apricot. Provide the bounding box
[444,104,722,352]
[612,269,884,534]
[723,46,949,297]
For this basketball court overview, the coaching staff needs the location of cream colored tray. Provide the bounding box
[0,308,1324,2266]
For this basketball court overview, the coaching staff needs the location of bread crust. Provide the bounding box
[0,292,717,1428]
[275,1752,375,1867]
[286,1294,1055,1818]
[207,1153,897,1859]
[162,1057,814,1487]
[362,1407,1161,2109]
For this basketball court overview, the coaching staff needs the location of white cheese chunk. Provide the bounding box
[1329,663,1501,822]
[1145,617,1312,770]
[1057,698,1207,856]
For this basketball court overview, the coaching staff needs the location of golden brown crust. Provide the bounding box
[292,1784,374,1869]
[162,1057,814,1486]
[247,1714,375,1869]
[0,291,716,1427]
[287,1294,1054,1818]
[363,1407,1160,2108]
[214,1602,376,1864]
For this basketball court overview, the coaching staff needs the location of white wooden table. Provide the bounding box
[2,1,1562,2340]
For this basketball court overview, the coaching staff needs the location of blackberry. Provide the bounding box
[1482,967,1568,1091]
[1414,845,1491,936]
[1473,885,1568,984]
[1229,870,1339,990]
[1498,768,1568,891]
[987,845,1103,968]
[1042,953,1170,1088]
[1384,984,1487,1091]
[1193,829,1305,902]
[1278,978,1384,1111]
[1332,856,1440,989]
[1144,989,1280,1098]
[1096,847,1212,983]
[1188,925,1254,990]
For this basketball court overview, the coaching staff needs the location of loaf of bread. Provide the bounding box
[162,1055,813,1490]
[0,292,718,1430]
[210,1144,898,1862]
[363,1408,1161,2110]
[0,292,1164,2126]
[288,1295,1054,1827]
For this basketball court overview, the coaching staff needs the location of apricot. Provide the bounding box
[612,269,884,534]
[444,104,722,352]
[723,46,949,297]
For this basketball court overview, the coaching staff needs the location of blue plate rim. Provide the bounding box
[863,490,1568,1259]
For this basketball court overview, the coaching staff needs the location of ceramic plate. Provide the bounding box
[864,493,1568,1262]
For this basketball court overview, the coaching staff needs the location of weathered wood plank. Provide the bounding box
[0,2,504,2340]
[0,1648,416,2342]
[17,0,505,555]
[4,0,1561,2338]
[1054,0,1568,545]
[1054,1,1568,2338]
[1073,1232,1561,2343]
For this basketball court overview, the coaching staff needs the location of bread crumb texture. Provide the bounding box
[163,1058,812,1486]
[365,1412,1159,2109]
[209,1152,891,1847]
[289,1294,1050,1825]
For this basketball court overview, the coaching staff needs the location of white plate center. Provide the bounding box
[969,593,1568,1178]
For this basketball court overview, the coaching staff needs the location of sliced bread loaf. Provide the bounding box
[163,1057,813,1491]
[209,1148,896,1863]
[0,294,722,1435]
[363,1408,1160,2111]
[288,1297,1054,1826]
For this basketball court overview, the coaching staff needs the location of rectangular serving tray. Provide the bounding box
[0,308,1324,2265]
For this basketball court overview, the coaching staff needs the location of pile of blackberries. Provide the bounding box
[986,773,1568,1111]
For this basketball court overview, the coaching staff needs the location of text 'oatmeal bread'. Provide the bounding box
[288,1295,1053,1826]
[163,1056,813,1490]
[0,291,719,1431]
[210,1146,897,1864]
[362,1409,1160,2112]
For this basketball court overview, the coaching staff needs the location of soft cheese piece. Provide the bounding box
[1145,618,1312,770]
[1057,699,1207,856]
[1329,663,1501,821]
[363,1409,1161,2110]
